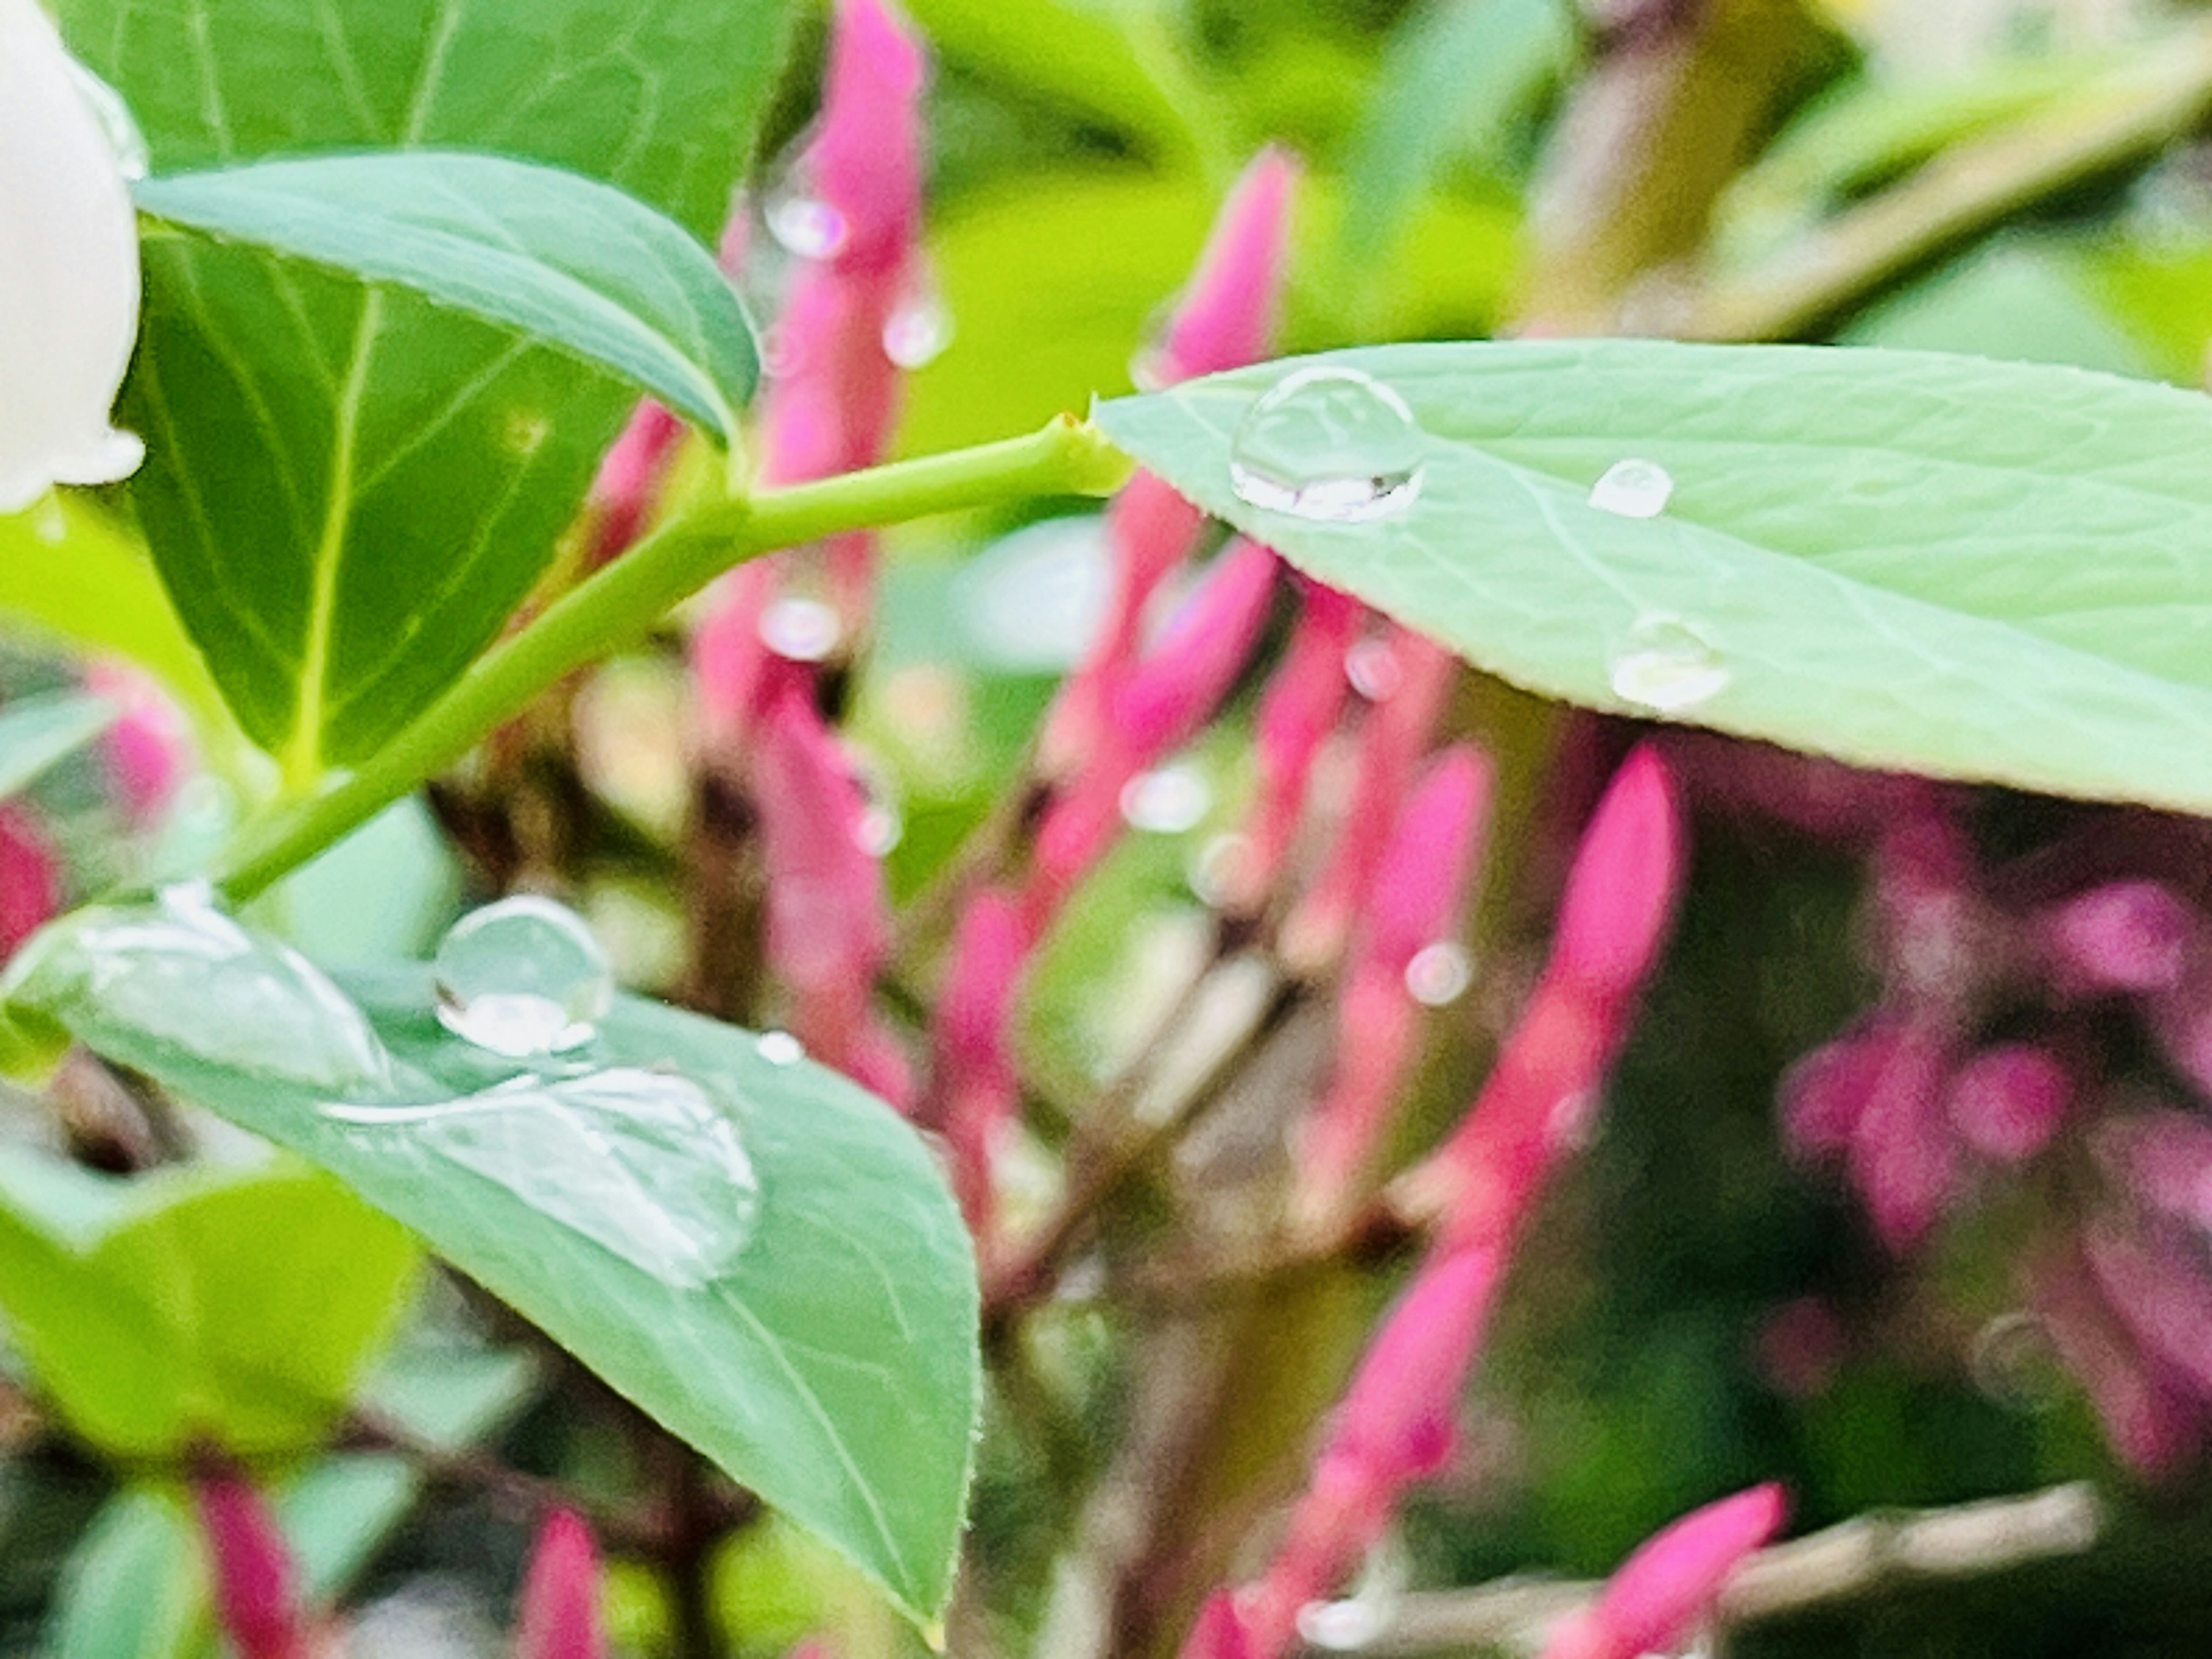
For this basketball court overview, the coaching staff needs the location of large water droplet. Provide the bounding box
[1404,941,1473,1007]
[1120,763,1212,834]
[882,290,952,369]
[0,883,390,1089]
[1589,457,1674,518]
[757,595,843,664]
[1607,615,1730,714]
[1228,368,1425,524]
[326,1067,757,1287]
[433,896,613,1059]
[765,191,847,261]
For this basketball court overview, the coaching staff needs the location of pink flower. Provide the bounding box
[1945,1044,2070,1164]
[2100,1109,2212,1233]
[194,1472,308,1659]
[2084,1221,2212,1400]
[2041,880,2191,995]
[1179,1593,1258,1659]
[1548,745,1683,1005]
[926,886,1029,1234]
[586,399,683,565]
[84,661,188,824]
[2033,1242,2205,1474]
[515,1508,606,1659]
[0,804,59,961]
[1539,1484,1787,1659]
[1229,582,1362,912]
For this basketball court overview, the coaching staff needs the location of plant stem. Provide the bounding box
[214,416,1130,902]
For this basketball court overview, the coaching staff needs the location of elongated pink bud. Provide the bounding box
[84,661,188,824]
[806,0,926,278]
[1157,146,1300,382]
[2085,1222,2212,1400]
[928,887,1029,1233]
[752,688,909,1104]
[2100,1109,2212,1232]
[516,1508,605,1659]
[2033,1242,2205,1474]
[1844,1014,1960,1253]
[1408,749,1684,1252]
[1178,1594,1257,1659]
[195,1474,307,1659]
[1231,582,1362,910]
[1779,1029,1884,1160]
[1296,745,1492,1211]
[1540,1485,1786,1659]
[2044,880,2192,994]
[1945,1044,2069,1164]
[0,805,59,961]
[588,398,683,564]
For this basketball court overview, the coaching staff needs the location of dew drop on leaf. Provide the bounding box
[756,1029,805,1066]
[1588,457,1674,518]
[765,191,847,261]
[1228,367,1424,524]
[1607,616,1730,714]
[433,895,613,1059]
[882,289,952,369]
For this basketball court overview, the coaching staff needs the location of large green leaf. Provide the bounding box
[58,0,796,777]
[1094,342,2212,813]
[0,1150,416,1457]
[0,906,979,1625]
[135,153,758,442]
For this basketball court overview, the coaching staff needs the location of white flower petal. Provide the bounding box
[0,0,145,513]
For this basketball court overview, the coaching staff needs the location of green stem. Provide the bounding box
[215,416,1131,902]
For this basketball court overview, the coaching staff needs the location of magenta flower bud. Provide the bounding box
[1778,1031,1883,1160]
[2034,1243,2205,1474]
[1113,540,1278,762]
[1156,147,1300,383]
[1179,1593,1259,1659]
[1540,1485,1786,1659]
[194,1473,307,1659]
[2085,1222,2212,1400]
[927,886,1029,1232]
[587,398,682,564]
[2043,880,2193,994]
[84,662,188,825]
[1550,745,1681,1004]
[515,1507,606,1659]
[0,804,60,961]
[2101,1109,2212,1232]
[805,0,926,279]
[1945,1044,2070,1164]
[752,689,908,1104]
[1232,582,1362,909]
[1844,1015,1960,1254]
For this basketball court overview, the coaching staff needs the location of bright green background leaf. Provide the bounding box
[58,0,796,776]
[136,153,758,442]
[1096,341,2212,813]
[3,921,979,1624]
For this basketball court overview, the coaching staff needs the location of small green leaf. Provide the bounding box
[1094,341,2212,813]
[0,694,119,804]
[136,154,757,442]
[2,910,980,1625]
[0,1151,416,1457]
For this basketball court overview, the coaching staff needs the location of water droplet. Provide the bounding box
[326,1067,757,1287]
[1607,615,1730,714]
[433,896,613,1060]
[757,595,843,663]
[63,59,149,180]
[1297,1599,1386,1652]
[1228,367,1425,524]
[1343,637,1403,702]
[766,192,847,261]
[1589,457,1674,518]
[0,883,390,1089]
[1119,763,1212,834]
[856,802,903,857]
[956,515,1111,672]
[882,291,952,369]
[756,1030,804,1066]
[1404,941,1472,1006]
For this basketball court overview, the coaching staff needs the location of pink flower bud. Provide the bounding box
[0,804,59,961]
[1945,1044,2070,1164]
[2100,1109,2212,1232]
[2043,880,2192,994]
[1540,1485,1786,1659]
[752,688,908,1104]
[1232,582,1362,909]
[2085,1222,2212,1400]
[1157,147,1300,383]
[927,886,1029,1233]
[194,1473,307,1659]
[1550,745,1680,1004]
[1844,1015,1959,1253]
[1778,1031,1883,1160]
[805,0,926,279]
[1179,1593,1258,1659]
[587,398,683,565]
[84,661,188,824]
[2033,1243,2205,1474]
[515,1507,606,1659]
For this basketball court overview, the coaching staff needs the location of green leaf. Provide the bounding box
[2,913,980,1625]
[1094,342,2212,813]
[0,694,119,805]
[0,1150,417,1457]
[57,0,797,778]
[135,153,758,442]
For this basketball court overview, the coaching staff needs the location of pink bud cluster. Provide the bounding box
[1187,749,1690,1659]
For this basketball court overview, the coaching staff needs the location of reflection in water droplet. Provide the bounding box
[1607,616,1730,714]
[757,596,843,664]
[325,1068,757,1287]
[882,292,952,369]
[1343,637,1403,702]
[765,192,847,260]
[1228,368,1425,524]
[1589,457,1674,518]
[63,59,150,181]
[433,896,613,1059]
[1404,941,1473,1007]
[756,1030,805,1066]
[1120,763,1212,834]
[0,883,390,1089]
